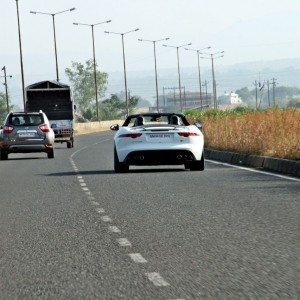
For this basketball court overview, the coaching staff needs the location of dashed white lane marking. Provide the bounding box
[101,216,112,222]
[91,201,99,206]
[96,207,105,213]
[85,191,92,195]
[82,187,89,191]
[78,179,84,183]
[117,238,132,247]
[145,272,170,287]
[108,226,121,233]
[80,183,87,187]
[88,196,95,200]
[128,253,147,263]
[206,159,300,182]
[77,176,82,179]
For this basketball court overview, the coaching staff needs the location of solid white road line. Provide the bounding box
[128,253,147,263]
[80,183,87,187]
[101,216,112,222]
[207,159,300,182]
[145,272,170,287]
[82,187,89,191]
[77,176,83,179]
[108,226,121,233]
[117,238,132,247]
[78,179,84,183]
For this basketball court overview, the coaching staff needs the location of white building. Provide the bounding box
[224,92,243,104]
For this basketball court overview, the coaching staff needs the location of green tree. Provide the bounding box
[235,87,252,102]
[99,94,140,120]
[0,92,10,124]
[65,60,108,119]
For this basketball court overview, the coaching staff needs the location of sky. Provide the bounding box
[1,0,300,105]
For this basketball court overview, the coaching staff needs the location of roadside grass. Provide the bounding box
[185,107,300,160]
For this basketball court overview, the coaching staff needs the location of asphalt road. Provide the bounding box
[0,131,299,299]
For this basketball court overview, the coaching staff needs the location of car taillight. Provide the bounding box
[39,124,50,133]
[3,126,14,134]
[119,133,142,139]
[178,132,199,137]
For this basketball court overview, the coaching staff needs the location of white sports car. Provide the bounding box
[110,113,204,173]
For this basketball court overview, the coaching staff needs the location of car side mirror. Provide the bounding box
[0,125,3,129]
[110,124,119,131]
[194,122,202,130]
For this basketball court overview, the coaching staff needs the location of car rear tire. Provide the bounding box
[47,149,54,159]
[114,147,129,173]
[67,141,72,148]
[0,149,8,160]
[189,151,205,171]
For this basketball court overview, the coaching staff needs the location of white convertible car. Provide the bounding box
[110,113,204,173]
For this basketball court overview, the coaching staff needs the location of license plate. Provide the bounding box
[148,133,172,141]
[18,132,35,137]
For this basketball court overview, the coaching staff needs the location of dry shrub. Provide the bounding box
[191,108,300,160]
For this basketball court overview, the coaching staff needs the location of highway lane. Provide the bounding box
[0,131,299,299]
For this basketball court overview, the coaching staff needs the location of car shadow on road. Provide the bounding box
[45,168,185,176]
[4,157,47,161]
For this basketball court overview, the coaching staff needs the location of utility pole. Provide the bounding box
[183,86,186,109]
[202,80,209,107]
[271,78,277,107]
[253,80,258,109]
[267,80,270,107]
[163,87,166,107]
[15,0,26,110]
[1,66,13,114]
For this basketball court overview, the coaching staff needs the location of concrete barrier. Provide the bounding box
[205,148,299,177]
[75,120,122,135]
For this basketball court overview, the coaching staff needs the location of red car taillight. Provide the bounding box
[3,126,14,134]
[178,132,199,137]
[39,124,51,133]
[119,133,142,139]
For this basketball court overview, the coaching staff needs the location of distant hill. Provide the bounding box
[107,58,300,104]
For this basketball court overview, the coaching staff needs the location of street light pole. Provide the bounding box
[1,66,13,114]
[163,42,192,112]
[15,0,26,110]
[121,34,129,115]
[200,51,224,109]
[185,46,210,109]
[105,28,139,116]
[30,8,76,82]
[138,37,169,112]
[74,20,111,121]
[52,14,59,81]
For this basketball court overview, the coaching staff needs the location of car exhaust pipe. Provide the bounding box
[177,154,183,160]
[139,155,145,161]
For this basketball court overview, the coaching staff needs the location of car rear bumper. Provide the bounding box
[117,142,204,162]
[124,149,198,165]
[2,144,53,153]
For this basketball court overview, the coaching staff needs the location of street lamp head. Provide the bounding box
[187,43,192,46]
[138,39,143,41]
[70,8,76,11]
[165,38,170,41]
[134,28,139,32]
[30,11,37,14]
[162,44,167,47]
[104,31,109,34]
[106,20,112,23]
[73,22,79,25]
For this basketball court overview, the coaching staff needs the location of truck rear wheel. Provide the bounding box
[0,149,8,160]
[67,141,72,148]
[47,149,54,159]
